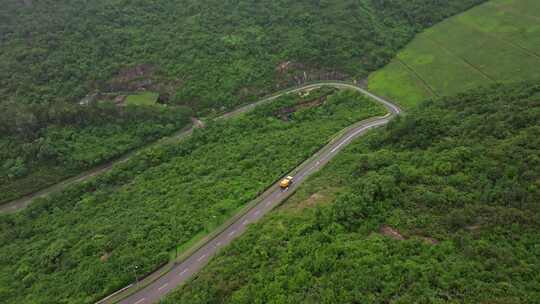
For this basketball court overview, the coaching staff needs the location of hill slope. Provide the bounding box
[0,87,387,303]
[0,0,484,206]
[369,0,540,109]
[1,0,483,110]
[164,81,540,303]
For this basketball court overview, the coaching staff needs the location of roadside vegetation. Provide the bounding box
[164,81,540,303]
[0,88,387,303]
[369,0,540,109]
[1,0,483,111]
[0,0,484,204]
[0,104,192,204]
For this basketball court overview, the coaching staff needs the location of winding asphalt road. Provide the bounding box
[107,84,401,304]
[0,82,357,214]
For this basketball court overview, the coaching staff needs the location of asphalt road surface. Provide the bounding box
[0,82,358,214]
[114,84,401,304]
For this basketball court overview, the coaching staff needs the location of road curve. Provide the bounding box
[111,84,401,304]
[0,82,372,214]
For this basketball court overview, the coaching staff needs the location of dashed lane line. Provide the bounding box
[330,123,382,153]
[98,83,401,304]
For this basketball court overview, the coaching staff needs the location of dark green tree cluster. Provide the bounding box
[0,88,386,303]
[0,104,192,204]
[163,82,540,303]
[1,0,484,110]
[0,0,484,203]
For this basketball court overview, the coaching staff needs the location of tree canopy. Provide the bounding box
[0,88,386,303]
[164,81,540,303]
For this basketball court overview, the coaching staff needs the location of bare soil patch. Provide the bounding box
[284,188,341,212]
[418,236,440,245]
[275,61,348,89]
[380,225,440,244]
[108,65,181,104]
[380,225,406,240]
[274,94,329,121]
[100,252,112,262]
[110,64,156,92]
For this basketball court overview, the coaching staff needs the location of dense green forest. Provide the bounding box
[1,0,483,111]
[164,82,540,303]
[0,0,484,204]
[0,103,192,204]
[0,88,387,303]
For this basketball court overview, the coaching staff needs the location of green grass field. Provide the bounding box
[125,92,159,106]
[369,0,540,109]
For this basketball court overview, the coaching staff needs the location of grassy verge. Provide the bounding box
[98,88,393,304]
[0,86,386,303]
[163,81,540,304]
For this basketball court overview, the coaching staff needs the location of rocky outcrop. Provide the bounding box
[109,64,156,92]
[275,61,349,89]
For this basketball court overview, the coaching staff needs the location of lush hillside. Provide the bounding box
[164,82,540,303]
[369,0,540,109]
[1,0,483,111]
[0,88,387,303]
[0,0,484,205]
[0,104,192,205]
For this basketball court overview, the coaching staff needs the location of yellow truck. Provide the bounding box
[280,176,294,189]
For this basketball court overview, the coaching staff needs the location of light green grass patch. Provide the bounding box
[367,59,434,110]
[459,0,540,55]
[368,0,540,109]
[398,37,491,96]
[125,92,159,106]
[425,12,540,83]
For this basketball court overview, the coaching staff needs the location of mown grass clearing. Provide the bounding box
[369,0,540,109]
[125,92,159,106]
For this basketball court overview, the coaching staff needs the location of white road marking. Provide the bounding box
[63,85,398,304]
[197,254,207,261]
[331,124,377,153]
[242,220,249,225]
[2,84,398,217]
[216,241,222,247]
[158,283,169,291]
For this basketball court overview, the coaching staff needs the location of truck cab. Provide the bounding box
[280,176,294,189]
